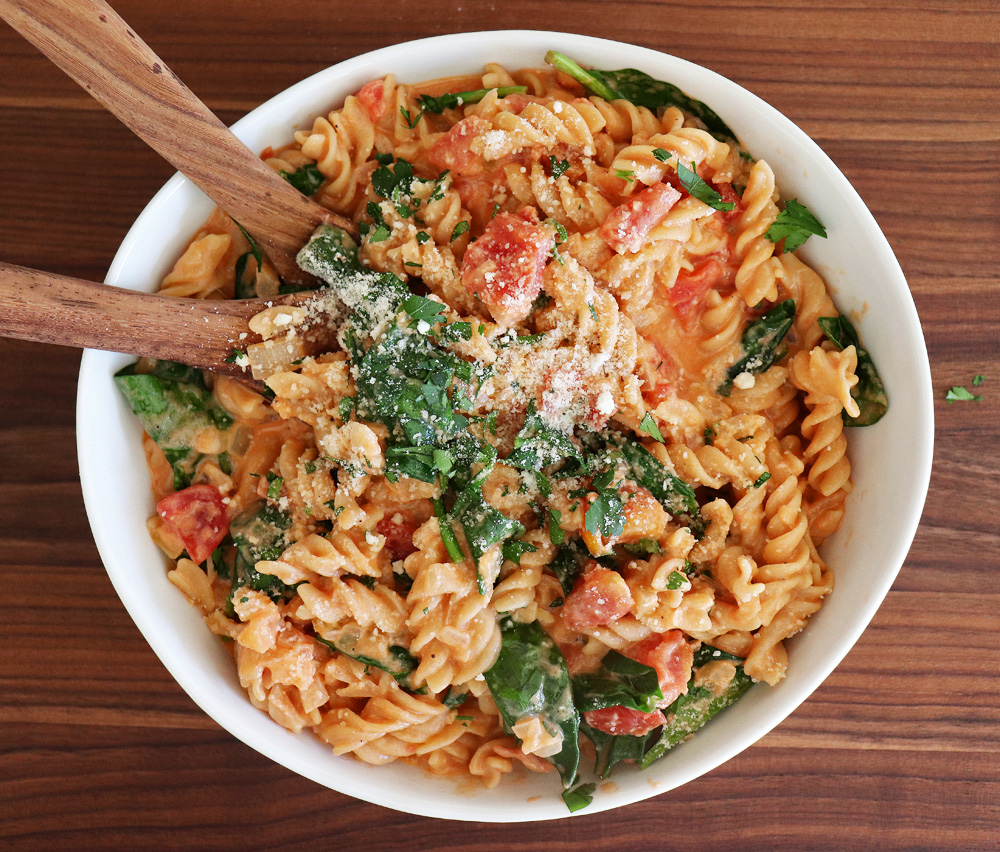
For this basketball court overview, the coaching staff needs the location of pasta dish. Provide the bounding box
[114,52,886,810]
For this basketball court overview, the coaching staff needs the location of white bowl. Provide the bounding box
[77,31,934,821]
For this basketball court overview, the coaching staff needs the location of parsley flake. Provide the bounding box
[549,156,570,179]
[765,198,827,253]
[946,386,983,403]
[677,160,734,211]
[638,412,664,442]
[265,472,282,500]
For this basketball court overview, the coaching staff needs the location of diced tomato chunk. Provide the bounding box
[562,564,634,631]
[669,258,725,320]
[356,80,387,122]
[157,484,229,564]
[599,182,682,254]
[460,207,555,326]
[627,632,694,708]
[584,706,667,736]
[714,181,744,223]
[375,514,419,561]
[428,116,491,176]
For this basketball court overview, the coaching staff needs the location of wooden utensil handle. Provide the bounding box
[0,0,354,281]
[0,261,265,374]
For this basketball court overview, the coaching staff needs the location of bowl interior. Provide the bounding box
[77,30,933,821]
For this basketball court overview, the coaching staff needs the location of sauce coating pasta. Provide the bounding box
[117,57,881,807]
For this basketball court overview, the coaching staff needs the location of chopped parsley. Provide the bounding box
[549,156,570,179]
[278,162,325,196]
[766,198,827,253]
[450,220,470,241]
[638,412,664,442]
[677,160,733,212]
[548,509,565,546]
[584,469,626,541]
[400,105,421,129]
[265,472,283,500]
[502,539,539,565]
[562,782,597,813]
[946,386,983,403]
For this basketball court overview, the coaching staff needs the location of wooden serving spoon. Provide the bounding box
[0,0,356,282]
[0,261,337,378]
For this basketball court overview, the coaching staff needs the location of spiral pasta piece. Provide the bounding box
[791,345,859,495]
[132,59,872,793]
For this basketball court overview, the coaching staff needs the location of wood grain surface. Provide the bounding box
[1,1,998,849]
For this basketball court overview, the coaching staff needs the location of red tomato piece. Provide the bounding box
[627,631,695,708]
[714,181,744,223]
[157,484,229,564]
[584,706,667,736]
[460,208,555,326]
[669,258,725,320]
[599,182,682,254]
[428,116,491,176]
[375,514,419,561]
[356,80,387,122]
[562,564,634,631]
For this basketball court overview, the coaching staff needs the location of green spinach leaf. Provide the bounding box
[572,650,662,714]
[484,617,580,788]
[817,315,888,426]
[544,51,738,143]
[718,299,796,397]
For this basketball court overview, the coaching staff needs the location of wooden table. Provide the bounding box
[1,2,997,849]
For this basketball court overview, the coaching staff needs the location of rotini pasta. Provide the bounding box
[115,53,885,809]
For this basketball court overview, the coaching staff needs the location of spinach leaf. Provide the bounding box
[502,538,539,566]
[296,225,409,339]
[506,402,584,471]
[484,617,580,788]
[544,51,738,143]
[279,162,325,196]
[550,539,590,595]
[226,501,297,615]
[353,325,475,449]
[561,782,597,813]
[315,632,419,691]
[417,85,527,114]
[618,438,700,522]
[572,650,662,714]
[817,315,888,426]
[114,360,233,489]
[579,719,650,778]
[638,648,754,769]
[440,685,469,709]
[454,481,525,587]
[718,299,796,397]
